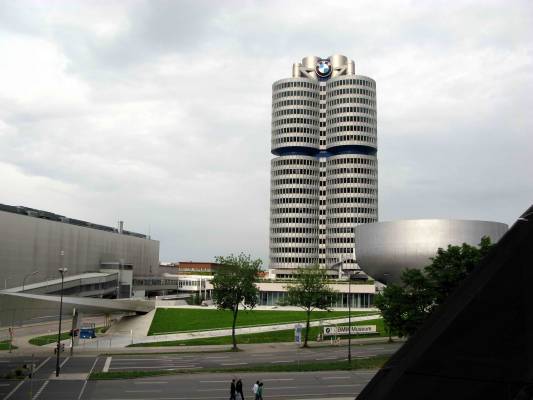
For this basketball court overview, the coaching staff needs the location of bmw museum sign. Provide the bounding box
[323,325,377,336]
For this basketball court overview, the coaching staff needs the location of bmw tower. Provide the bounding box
[270,55,378,277]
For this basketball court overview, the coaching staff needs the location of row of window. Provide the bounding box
[271,257,318,264]
[327,115,375,125]
[272,187,319,196]
[328,167,376,175]
[328,88,375,98]
[271,237,319,244]
[329,157,376,166]
[271,207,318,215]
[271,247,318,254]
[328,217,378,224]
[328,106,375,116]
[328,78,375,89]
[271,197,318,205]
[327,247,356,254]
[328,125,376,134]
[272,117,319,127]
[273,90,319,100]
[270,227,318,234]
[273,81,319,91]
[327,197,377,205]
[327,97,376,107]
[328,207,377,214]
[272,99,320,109]
[272,127,319,136]
[328,187,377,195]
[272,158,317,167]
[327,134,376,145]
[271,217,318,224]
[273,108,320,118]
[272,178,319,186]
[327,237,355,244]
[272,168,319,177]
[272,136,319,146]
[327,177,377,185]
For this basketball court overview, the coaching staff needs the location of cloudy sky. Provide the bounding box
[1,0,532,264]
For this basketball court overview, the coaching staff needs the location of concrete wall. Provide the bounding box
[0,210,160,289]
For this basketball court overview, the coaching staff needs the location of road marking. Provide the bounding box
[110,365,199,369]
[4,356,51,400]
[205,356,230,359]
[125,390,162,393]
[60,356,70,368]
[32,380,49,400]
[270,360,293,363]
[220,362,248,366]
[327,384,362,387]
[315,356,338,360]
[0,383,10,386]
[78,357,99,400]
[134,381,169,384]
[200,380,228,383]
[262,378,294,381]
[323,376,351,379]
[197,388,228,392]
[268,386,299,390]
[103,357,112,372]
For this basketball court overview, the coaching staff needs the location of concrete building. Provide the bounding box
[270,54,378,277]
[0,204,160,292]
[355,219,508,284]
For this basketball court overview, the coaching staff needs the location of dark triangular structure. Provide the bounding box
[357,205,533,400]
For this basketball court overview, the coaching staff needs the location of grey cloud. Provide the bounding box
[1,0,532,263]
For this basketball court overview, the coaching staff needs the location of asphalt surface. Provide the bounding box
[3,370,375,400]
[104,342,399,371]
[0,343,401,399]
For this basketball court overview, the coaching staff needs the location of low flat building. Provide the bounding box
[0,203,160,292]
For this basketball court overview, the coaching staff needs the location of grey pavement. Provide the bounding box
[4,370,375,399]
[1,341,401,399]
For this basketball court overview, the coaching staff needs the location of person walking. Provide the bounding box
[230,379,236,400]
[257,382,264,400]
[236,378,245,400]
[252,380,259,400]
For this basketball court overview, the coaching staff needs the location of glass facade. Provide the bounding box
[257,291,373,308]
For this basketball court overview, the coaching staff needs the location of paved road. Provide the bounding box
[4,370,375,400]
[103,342,399,372]
[1,343,400,399]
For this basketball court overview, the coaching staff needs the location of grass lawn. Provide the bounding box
[89,354,390,380]
[148,308,377,335]
[29,332,70,346]
[132,318,387,347]
[0,340,17,350]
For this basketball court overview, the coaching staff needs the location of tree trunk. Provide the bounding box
[232,305,239,351]
[303,309,311,348]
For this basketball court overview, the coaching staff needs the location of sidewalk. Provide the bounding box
[2,335,402,357]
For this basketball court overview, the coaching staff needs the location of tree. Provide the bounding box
[375,237,493,338]
[282,265,336,347]
[211,253,261,351]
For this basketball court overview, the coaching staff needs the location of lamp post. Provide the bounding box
[55,267,68,377]
[348,270,361,365]
[22,271,39,291]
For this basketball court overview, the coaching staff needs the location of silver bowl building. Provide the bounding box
[354,219,508,284]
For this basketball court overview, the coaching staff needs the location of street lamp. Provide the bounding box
[55,267,68,377]
[22,271,39,291]
[348,270,361,365]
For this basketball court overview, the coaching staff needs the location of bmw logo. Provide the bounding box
[315,59,332,78]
